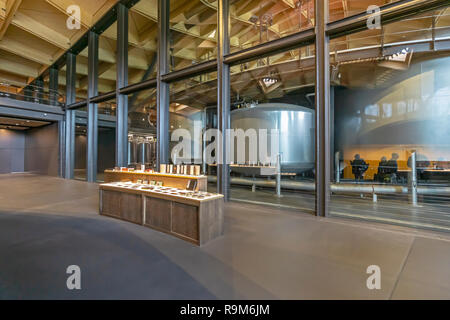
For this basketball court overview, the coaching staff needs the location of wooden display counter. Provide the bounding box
[99,183,224,246]
[104,170,208,191]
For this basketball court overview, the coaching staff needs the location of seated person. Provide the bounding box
[351,154,368,182]
[376,156,388,182]
[386,153,399,183]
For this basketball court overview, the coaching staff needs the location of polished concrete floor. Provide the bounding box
[1,173,450,299]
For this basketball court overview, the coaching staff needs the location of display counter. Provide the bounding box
[99,182,224,246]
[104,169,208,192]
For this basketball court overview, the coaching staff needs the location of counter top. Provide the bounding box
[100,182,223,206]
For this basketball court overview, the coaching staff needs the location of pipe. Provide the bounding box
[411,151,418,206]
[276,153,282,197]
[335,151,340,183]
[207,176,450,196]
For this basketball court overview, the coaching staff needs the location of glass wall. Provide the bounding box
[128,0,158,84]
[98,21,117,95]
[75,51,88,101]
[230,0,315,52]
[127,88,158,170]
[74,121,87,181]
[228,45,316,210]
[169,72,217,189]
[169,0,217,71]
[329,0,401,22]
[329,7,450,231]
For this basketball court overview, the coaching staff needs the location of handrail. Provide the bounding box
[0,80,65,107]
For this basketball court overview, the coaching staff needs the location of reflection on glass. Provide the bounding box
[329,8,450,231]
[128,88,158,170]
[98,22,117,95]
[328,0,401,22]
[129,0,158,84]
[230,0,315,52]
[229,45,316,211]
[169,0,217,70]
[74,123,87,181]
[75,53,88,101]
[169,72,217,190]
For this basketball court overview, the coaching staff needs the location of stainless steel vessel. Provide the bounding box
[230,103,315,173]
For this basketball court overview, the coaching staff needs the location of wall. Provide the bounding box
[24,122,59,176]
[98,127,115,172]
[0,129,25,173]
[75,134,87,170]
[74,127,115,172]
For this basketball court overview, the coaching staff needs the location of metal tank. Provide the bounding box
[230,103,315,173]
[144,139,157,165]
[128,137,139,165]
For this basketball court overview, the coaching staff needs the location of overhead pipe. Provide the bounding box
[207,176,450,196]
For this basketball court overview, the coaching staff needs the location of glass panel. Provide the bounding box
[169,72,217,190]
[229,45,316,210]
[129,0,158,84]
[169,0,217,71]
[75,51,88,102]
[230,0,315,52]
[99,21,117,95]
[98,99,117,116]
[128,88,158,170]
[329,7,450,231]
[97,98,117,181]
[74,122,87,181]
[329,0,401,22]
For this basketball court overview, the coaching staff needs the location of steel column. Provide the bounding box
[315,0,331,217]
[49,67,59,106]
[217,0,230,200]
[65,52,76,179]
[116,3,129,167]
[87,31,99,182]
[156,0,170,170]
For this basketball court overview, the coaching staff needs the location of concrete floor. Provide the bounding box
[1,173,450,299]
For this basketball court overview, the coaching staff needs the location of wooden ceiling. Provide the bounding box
[0,0,118,95]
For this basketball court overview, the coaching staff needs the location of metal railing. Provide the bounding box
[0,81,65,108]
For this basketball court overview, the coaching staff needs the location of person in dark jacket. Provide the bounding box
[376,156,388,182]
[386,153,399,183]
[351,154,368,181]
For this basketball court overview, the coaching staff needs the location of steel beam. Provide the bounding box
[217,0,230,200]
[116,3,129,167]
[157,0,170,170]
[315,0,331,217]
[87,31,99,182]
[161,60,217,83]
[120,79,157,95]
[224,28,315,66]
[65,52,76,179]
